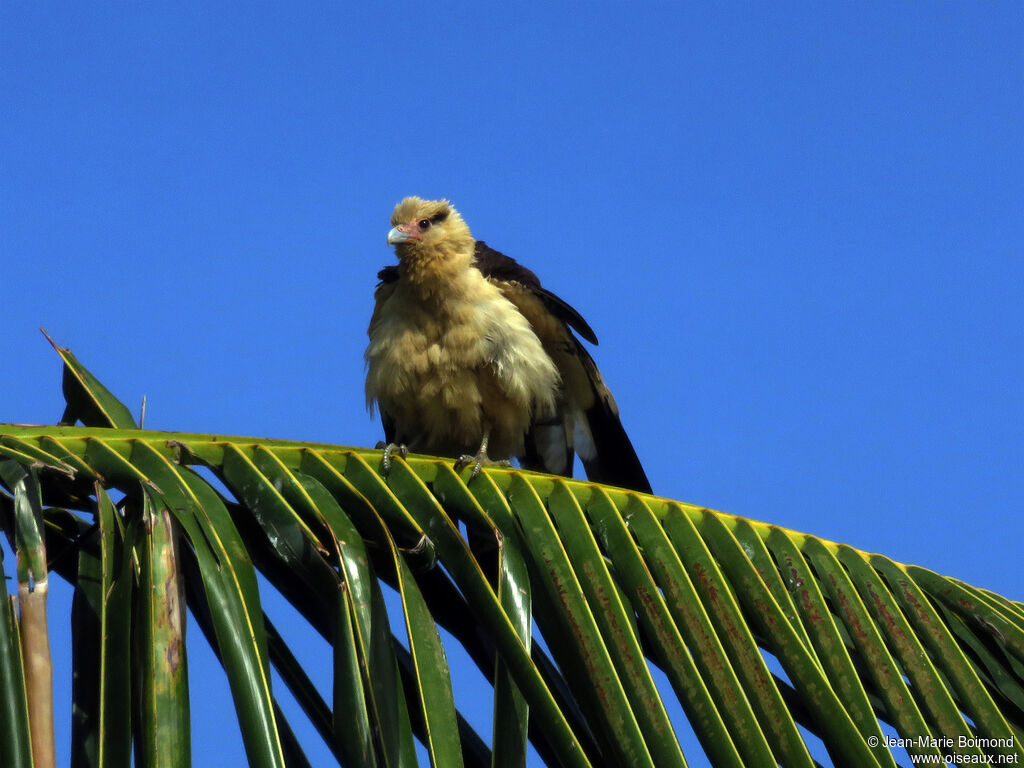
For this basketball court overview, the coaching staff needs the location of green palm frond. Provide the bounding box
[1,340,1022,767]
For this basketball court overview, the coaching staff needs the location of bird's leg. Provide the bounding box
[376,441,408,476]
[455,427,511,481]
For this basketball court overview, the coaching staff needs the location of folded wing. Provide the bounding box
[473,241,651,494]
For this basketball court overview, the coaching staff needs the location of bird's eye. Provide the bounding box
[417,219,431,231]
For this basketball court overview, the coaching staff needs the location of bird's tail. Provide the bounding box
[523,341,651,494]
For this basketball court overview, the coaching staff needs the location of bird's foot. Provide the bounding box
[454,449,511,481]
[376,442,408,476]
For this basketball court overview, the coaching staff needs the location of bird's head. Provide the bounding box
[387,197,474,258]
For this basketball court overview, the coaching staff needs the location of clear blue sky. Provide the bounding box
[2,3,1022,766]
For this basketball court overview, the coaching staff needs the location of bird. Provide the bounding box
[365,196,651,494]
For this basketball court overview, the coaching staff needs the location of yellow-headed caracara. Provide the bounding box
[365,197,651,494]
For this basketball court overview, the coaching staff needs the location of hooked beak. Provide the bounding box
[387,225,420,245]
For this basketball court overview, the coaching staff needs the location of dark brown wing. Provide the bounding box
[475,242,651,493]
[377,265,399,284]
[474,241,598,345]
